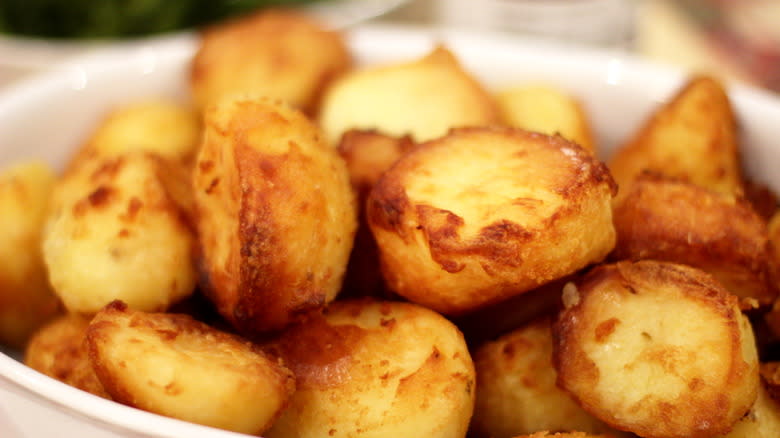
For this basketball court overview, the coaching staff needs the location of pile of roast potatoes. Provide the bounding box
[3,8,780,438]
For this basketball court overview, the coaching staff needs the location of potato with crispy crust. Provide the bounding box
[264,299,475,438]
[472,317,624,438]
[319,46,499,145]
[0,161,61,348]
[72,99,200,167]
[716,381,780,438]
[612,173,776,306]
[24,314,109,399]
[367,127,616,316]
[554,261,759,438]
[43,152,196,314]
[191,10,351,114]
[514,432,616,438]
[86,300,295,435]
[496,84,596,154]
[609,75,742,203]
[193,97,356,334]
[338,130,415,297]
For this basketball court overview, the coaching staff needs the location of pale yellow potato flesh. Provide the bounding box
[0,161,61,348]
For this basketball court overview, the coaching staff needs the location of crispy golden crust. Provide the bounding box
[193,97,357,333]
[318,46,499,144]
[717,381,780,438]
[86,301,295,435]
[264,299,475,438]
[553,261,759,438]
[42,152,197,314]
[191,10,351,114]
[609,75,742,204]
[472,318,623,438]
[0,161,61,348]
[337,130,415,297]
[496,84,597,154]
[513,432,615,438]
[24,314,109,399]
[744,180,778,221]
[367,127,616,315]
[612,173,776,305]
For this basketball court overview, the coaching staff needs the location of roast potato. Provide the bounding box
[367,127,616,315]
[86,300,295,435]
[338,129,415,297]
[319,46,499,144]
[191,10,351,114]
[42,151,197,314]
[73,99,200,166]
[24,314,109,399]
[554,261,759,438]
[612,173,776,306]
[193,96,357,333]
[0,161,61,348]
[496,84,596,154]
[514,433,615,438]
[609,75,742,203]
[264,299,475,438]
[472,317,622,438]
[717,381,780,438]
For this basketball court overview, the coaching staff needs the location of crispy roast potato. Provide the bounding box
[193,96,357,333]
[609,75,742,203]
[554,261,759,438]
[612,173,776,306]
[319,46,499,145]
[472,317,623,438]
[367,127,616,315]
[496,84,596,154]
[191,10,351,114]
[264,299,475,438]
[86,300,295,435]
[42,152,197,314]
[514,433,616,438]
[0,161,61,348]
[72,99,200,167]
[717,381,780,438]
[24,314,109,399]
[338,130,415,297]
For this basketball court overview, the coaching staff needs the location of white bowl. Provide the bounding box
[0,24,779,438]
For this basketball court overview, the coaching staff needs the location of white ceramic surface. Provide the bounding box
[0,24,779,438]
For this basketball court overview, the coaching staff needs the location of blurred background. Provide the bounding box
[0,0,778,92]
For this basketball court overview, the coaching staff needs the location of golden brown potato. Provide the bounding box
[73,99,200,167]
[554,261,759,438]
[191,10,351,114]
[472,317,623,438]
[609,75,742,203]
[319,46,499,145]
[496,84,596,154]
[367,127,616,315]
[612,173,776,306]
[264,299,475,438]
[514,432,615,438]
[42,152,197,314]
[0,161,61,348]
[744,179,778,221]
[86,300,294,435]
[24,314,109,399]
[193,96,356,334]
[338,130,415,297]
[716,382,780,438]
